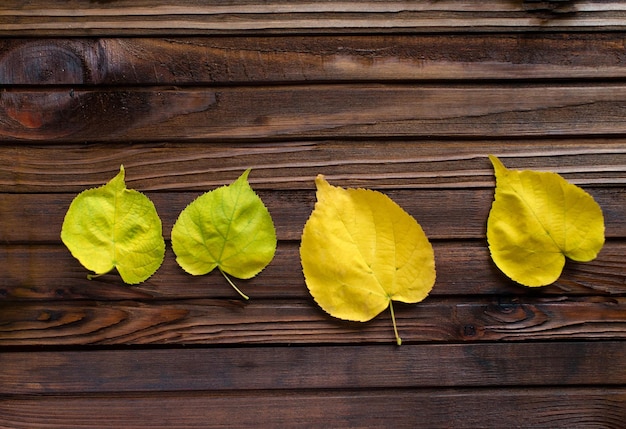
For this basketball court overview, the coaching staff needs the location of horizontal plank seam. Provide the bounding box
[3,384,626,399]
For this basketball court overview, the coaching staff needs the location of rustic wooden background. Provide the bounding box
[1,1,625,427]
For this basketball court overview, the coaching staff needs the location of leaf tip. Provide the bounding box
[488,155,507,174]
[110,164,127,189]
[313,174,333,196]
[116,164,126,180]
[240,168,252,181]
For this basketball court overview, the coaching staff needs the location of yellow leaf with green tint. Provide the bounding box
[171,169,277,300]
[61,165,165,284]
[300,175,436,345]
[487,155,605,287]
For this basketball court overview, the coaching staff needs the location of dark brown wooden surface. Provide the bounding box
[7,85,626,141]
[1,1,626,35]
[2,388,624,429]
[4,342,626,393]
[1,1,625,427]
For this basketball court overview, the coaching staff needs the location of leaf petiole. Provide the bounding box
[219,267,250,300]
[87,269,114,280]
[87,273,104,280]
[388,300,402,346]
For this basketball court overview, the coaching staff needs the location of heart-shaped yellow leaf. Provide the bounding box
[300,175,436,345]
[61,165,165,284]
[487,155,605,287]
[171,169,277,299]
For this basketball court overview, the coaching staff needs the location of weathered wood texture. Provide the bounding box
[2,388,624,429]
[1,1,626,35]
[1,1,625,427]
[2,297,626,345]
[7,85,626,141]
[4,34,626,85]
[4,343,626,393]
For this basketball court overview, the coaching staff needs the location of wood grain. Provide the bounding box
[1,140,625,192]
[1,388,624,428]
[0,297,624,346]
[2,342,625,394]
[4,34,626,85]
[0,1,624,36]
[1,241,624,301]
[5,85,626,141]
[1,187,623,245]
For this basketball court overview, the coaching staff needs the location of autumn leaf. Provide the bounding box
[300,175,436,345]
[171,169,277,300]
[487,155,605,287]
[61,165,166,284]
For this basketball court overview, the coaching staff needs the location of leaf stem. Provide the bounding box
[388,300,402,346]
[218,268,250,300]
[87,269,113,280]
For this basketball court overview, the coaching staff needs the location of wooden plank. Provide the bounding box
[0,1,624,36]
[1,241,624,300]
[4,34,626,85]
[0,297,625,346]
[0,85,622,144]
[0,388,624,428]
[5,84,626,141]
[1,187,623,243]
[2,342,625,394]
[2,140,625,192]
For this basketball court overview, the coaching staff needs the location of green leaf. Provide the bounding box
[61,165,166,284]
[487,155,605,287]
[171,169,277,299]
[300,175,436,345]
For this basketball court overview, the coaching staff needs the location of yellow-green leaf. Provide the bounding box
[61,165,165,284]
[171,169,277,300]
[487,155,605,287]
[300,175,436,345]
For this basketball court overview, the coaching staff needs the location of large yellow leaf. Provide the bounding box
[300,175,436,345]
[487,155,605,287]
